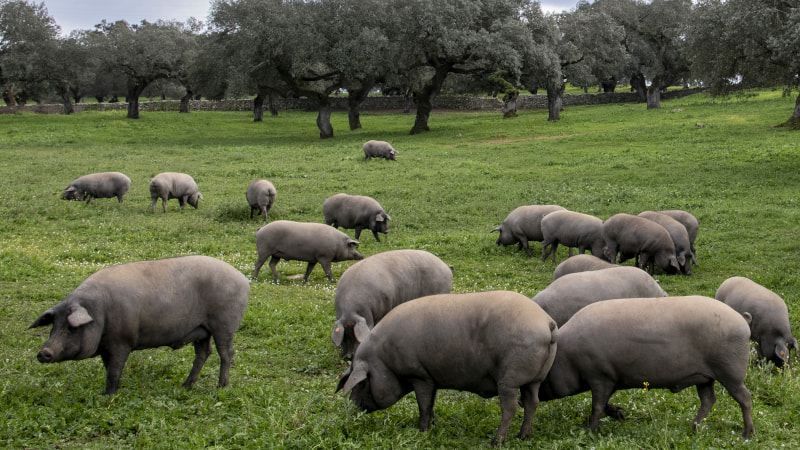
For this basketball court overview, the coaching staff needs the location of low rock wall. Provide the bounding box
[0,89,701,115]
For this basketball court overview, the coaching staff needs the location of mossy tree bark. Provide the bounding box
[410,63,452,135]
[777,92,800,130]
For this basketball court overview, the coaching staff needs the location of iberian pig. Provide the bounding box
[658,209,700,265]
[539,296,754,439]
[533,266,667,326]
[253,220,364,283]
[362,140,398,161]
[337,291,557,446]
[552,254,617,280]
[716,276,799,368]
[29,255,250,395]
[62,172,131,203]
[149,172,203,213]
[638,211,694,274]
[323,193,391,242]
[492,205,566,257]
[602,213,680,274]
[246,179,277,221]
[331,249,453,358]
[540,210,605,263]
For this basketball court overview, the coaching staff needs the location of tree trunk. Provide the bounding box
[59,90,74,115]
[778,91,800,130]
[347,85,372,131]
[546,82,564,121]
[3,89,15,106]
[253,93,265,122]
[630,72,647,102]
[268,92,278,116]
[646,85,661,109]
[502,91,519,119]
[126,82,147,119]
[180,88,192,113]
[317,103,333,139]
[410,64,452,134]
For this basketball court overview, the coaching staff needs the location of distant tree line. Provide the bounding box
[1,0,798,136]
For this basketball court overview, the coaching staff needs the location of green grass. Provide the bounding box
[2,90,799,448]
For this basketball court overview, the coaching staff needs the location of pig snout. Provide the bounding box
[37,348,55,363]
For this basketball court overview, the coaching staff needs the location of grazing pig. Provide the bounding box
[29,255,250,395]
[533,266,667,326]
[323,193,391,242]
[716,276,799,368]
[362,140,397,161]
[552,254,618,280]
[638,211,694,274]
[149,172,203,213]
[539,296,754,439]
[246,179,277,221]
[331,249,454,358]
[492,205,566,257]
[61,172,131,203]
[658,209,700,265]
[540,210,605,263]
[253,220,364,283]
[602,213,680,275]
[337,291,557,446]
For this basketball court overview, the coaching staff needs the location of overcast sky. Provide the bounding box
[43,0,582,35]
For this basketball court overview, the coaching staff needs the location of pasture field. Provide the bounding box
[1,90,799,448]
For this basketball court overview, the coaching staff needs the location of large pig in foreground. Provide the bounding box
[29,255,250,395]
[552,254,617,280]
[716,276,798,368]
[253,220,364,283]
[492,205,566,257]
[149,172,203,213]
[331,249,454,358]
[246,179,277,221]
[62,172,131,203]
[337,291,557,446]
[533,266,667,326]
[539,296,754,439]
[323,193,392,242]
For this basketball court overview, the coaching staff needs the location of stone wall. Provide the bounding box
[0,88,701,115]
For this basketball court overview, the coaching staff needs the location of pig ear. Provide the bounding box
[375,213,384,223]
[342,361,369,396]
[670,258,680,272]
[331,320,345,347]
[775,342,790,363]
[791,338,799,359]
[336,365,352,393]
[347,239,360,247]
[384,214,392,222]
[491,226,501,233]
[67,306,93,328]
[29,308,55,329]
[353,316,370,343]
[741,312,753,325]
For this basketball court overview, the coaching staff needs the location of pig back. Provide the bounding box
[534,266,667,326]
[335,249,453,323]
[367,291,557,390]
[81,255,249,348]
[558,296,750,385]
[552,254,617,280]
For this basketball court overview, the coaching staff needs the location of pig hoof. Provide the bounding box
[605,404,626,421]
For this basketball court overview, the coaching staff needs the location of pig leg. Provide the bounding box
[268,256,282,283]
[691,380,716,429]
[492,384,520,446]
[182,336,212,388]
[587,382,615,432]
[249,207,256,219]
[260,206,268,222]
[412,381,437,432]
[161,197,168,213]
[354,227,364,240]
[99,347,132,395]
[318,259,336,282]
[519,238,532,257]
[371,230,381,242]
[179,196,188,211]
[252,253,269,282]
[516,382,540,440]
[151,196,158,214]
[303,262,318,283]
[214,333,236,388]
[722,382,754,439]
